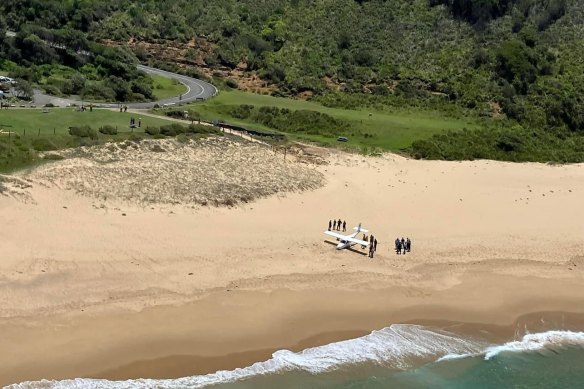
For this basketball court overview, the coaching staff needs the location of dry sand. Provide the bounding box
[1,138,583,386]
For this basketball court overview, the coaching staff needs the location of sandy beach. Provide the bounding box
[1,137,583,386]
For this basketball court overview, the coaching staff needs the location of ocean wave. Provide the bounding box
[484,330,584,360]
[6,324,486,389]
[11,328,584,389]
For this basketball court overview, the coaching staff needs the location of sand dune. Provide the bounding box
[28,137,324,206]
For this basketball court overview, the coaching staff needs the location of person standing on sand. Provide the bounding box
[337,219,342,231]
[374,238,378,252]
[401,238,406,254]
[406,238,411,252]
[328,220,332,231]
[333,220,337,231]
[395,238,401,254]
[342,221,346,232]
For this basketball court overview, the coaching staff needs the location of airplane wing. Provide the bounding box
[345,237,369,246]
[324,231,349,240]
[324,231,370,246]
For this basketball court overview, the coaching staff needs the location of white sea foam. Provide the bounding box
[484,330,584,360]
[6,324,486,389]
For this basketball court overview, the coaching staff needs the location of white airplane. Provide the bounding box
[324,223,370,250]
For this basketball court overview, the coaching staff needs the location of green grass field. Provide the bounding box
[178,90,480,151]
[0,108,180,173]
[151,75,188,101]
[0,108,175,136]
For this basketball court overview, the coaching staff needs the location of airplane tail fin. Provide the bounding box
[353,223,369,233]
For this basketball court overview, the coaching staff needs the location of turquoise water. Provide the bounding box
[218,346,584,389]
[8,326,584,389]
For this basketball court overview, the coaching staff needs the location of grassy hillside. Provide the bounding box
[1,0,584,161]
[180,90,479,151]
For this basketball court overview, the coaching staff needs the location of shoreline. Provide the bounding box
[94,310,584,382]
[3,272,584,386]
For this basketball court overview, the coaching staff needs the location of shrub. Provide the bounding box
[32,138,58,151]
[160,123,187,136]
[230,104,254,119]
[187,123,222,135]
[176,134,189,143]
[225,78,238,89]
[128,133,143,142]
[69,125,98,140]
[99,125,118,135]
[165,109,187,119]
[42,153,64,160]
[145,126,160,135]
[43,84,62,96]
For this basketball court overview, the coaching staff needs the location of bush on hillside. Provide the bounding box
[165,109,187,119]
[99,125,118,135]
[69,125,98,140]
[32,138,58,151]
[225,78,238,89]
[160,123,187,136]
[144,126,160,135]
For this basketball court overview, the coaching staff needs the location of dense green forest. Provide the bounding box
[1,0,584,161]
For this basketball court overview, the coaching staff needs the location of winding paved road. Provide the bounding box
[32,64,218,109]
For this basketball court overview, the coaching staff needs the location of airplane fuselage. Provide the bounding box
[336,240,351,250]
[335,232,359,249]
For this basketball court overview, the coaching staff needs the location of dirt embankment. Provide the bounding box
[101,38,277,95]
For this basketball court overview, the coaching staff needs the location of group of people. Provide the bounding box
[328,219,346,232]
[129,117,141,128]
[395,237,411,254]
[362,234,378,258]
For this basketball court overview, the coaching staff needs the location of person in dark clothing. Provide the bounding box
[374,239,378,251]
[406,238,411,252]
[333,220,337,231]
[401,238,406,254]
[328,220,332,231]
[370,235,374,245]
[342,221,346,232]
[395,238,401,254]
[337,219,342,231]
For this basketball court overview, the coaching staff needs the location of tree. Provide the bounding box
[14,79,33,99]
